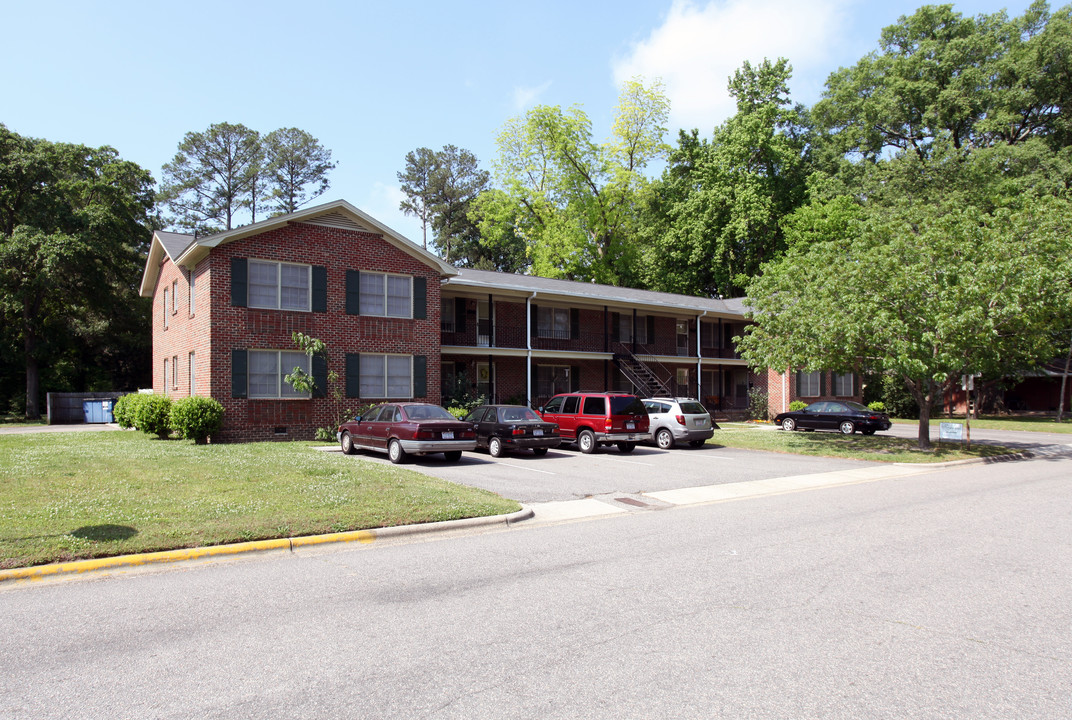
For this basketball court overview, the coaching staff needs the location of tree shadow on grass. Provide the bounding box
[70,524,138,542]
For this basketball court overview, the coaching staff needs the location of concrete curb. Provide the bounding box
[892,451,1030,468]
[0,507,534,585]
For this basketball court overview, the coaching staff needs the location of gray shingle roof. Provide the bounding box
[156,231,195,261]
[445,268,749,317]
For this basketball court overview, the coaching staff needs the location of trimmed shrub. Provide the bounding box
[136,395,173,439]
[748,387,770,421]
[789,400,807,412]
[169,396,224,444]
[447,406,469,420]
[112,393,147,429]
[867,401,887,412]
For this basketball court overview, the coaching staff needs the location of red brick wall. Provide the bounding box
[152,222,445,442]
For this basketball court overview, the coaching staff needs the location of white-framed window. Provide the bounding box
[249,350,311,399]
[171,280,177,314]
[360,354,413,398]
[537,307,569,339]
[162,288,169,329]
[441,298,455,332]
[189,352,196,396]
[163,357,169,396]
[189,271,196,316]
[360,272,412,318]
[835,373,854,396]
[618,313,633,343]
[172,355,178,389]
[799,371,822,397]
[248,260,311,311]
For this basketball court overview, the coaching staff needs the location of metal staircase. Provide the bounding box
[613,350,671,398]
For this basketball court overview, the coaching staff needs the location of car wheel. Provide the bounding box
[688,439,706,448]
[340,431,356,455]
[781,418,796,432]
[388,439,407,464]
[578,429,596,454]
[655,428,674,450]
[839,421,856,435]
[489,436,504,458]
[617,442,636,453]
[443,450,462,462]
[532,447,548,456]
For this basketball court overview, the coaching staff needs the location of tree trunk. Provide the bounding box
[1059,332,1072,422]
[25,328,39,420]
[917,398,932,450]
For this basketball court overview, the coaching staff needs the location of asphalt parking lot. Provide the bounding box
[332,440,881,504]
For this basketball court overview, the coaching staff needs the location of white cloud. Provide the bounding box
[512,81,553,112]
[613,0,851,133]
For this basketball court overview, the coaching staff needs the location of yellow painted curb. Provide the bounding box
[0,508,531,585]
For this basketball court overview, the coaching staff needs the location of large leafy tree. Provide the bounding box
[479,77,670,285]
[0,125,155,418]
[639,59,811,298]
[814,1,1071,160]
[263,127,336,215]
[159,122,261,233]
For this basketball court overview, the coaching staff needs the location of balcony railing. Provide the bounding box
[442,327,742,359]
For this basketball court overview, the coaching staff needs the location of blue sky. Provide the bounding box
[3,0,1035,243]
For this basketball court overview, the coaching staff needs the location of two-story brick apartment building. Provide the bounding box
[141,200,861,441]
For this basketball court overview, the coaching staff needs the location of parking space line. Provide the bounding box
[602,457,655,466]
[496,462,557,475]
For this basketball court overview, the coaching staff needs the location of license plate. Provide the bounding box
[695,418,706,426]
[533,429,543,436]
[442,431,454,440]
[626,422,635,430]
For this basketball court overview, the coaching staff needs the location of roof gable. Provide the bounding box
[139,200,455,297]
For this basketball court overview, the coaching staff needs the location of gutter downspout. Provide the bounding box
[526,292,537,408]
[697,311,708,402]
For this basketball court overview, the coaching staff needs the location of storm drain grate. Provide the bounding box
[615,497,649,508]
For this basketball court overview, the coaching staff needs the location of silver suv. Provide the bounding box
[642,397,718,449]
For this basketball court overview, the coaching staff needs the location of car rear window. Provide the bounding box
[679,402,706,414]
[500,407,542,422]
[610,396,645,415]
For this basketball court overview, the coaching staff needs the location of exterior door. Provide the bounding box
[477,300,492,347]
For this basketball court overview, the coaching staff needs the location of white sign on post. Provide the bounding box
[939,422,964,441]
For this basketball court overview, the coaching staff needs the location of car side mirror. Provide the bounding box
[538,406,544,413]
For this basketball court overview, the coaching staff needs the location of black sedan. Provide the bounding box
[464,405,561,457]
[774,401,892,435]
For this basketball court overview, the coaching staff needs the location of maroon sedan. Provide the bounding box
[337,403,477,463]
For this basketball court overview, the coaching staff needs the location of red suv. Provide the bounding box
[539,392,650,454]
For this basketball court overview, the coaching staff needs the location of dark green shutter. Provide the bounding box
[413,355,427,398]
[232,349,248,398]
[794,370,802,397]
[413,277,427,319]
[530,304,537,336]
[570,365,581,392]
[611,312,620,342]
[312,355,327,398]
[345,353,360,398]
[647,316,656,344]
[231,258,247,307]
[312,266,327,313]
[820,372,827,396]
[345,271,360,315]
[571,308,580,339]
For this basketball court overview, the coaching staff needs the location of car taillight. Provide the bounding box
[415,430,435,440]
[512,427,525,436]
[605,418,614,431]
[675,414,686,425]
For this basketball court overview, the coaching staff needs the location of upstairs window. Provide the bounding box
[360,272,412,318]
[537,307,570,339]
[248,260,311,311]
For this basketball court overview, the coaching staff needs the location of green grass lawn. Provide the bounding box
[714,424,1015,462]
[890,415,1072,433]
[0,431,520,569]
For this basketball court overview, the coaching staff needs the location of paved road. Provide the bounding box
[2,453,1069,719]
[883,420,1072,451]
